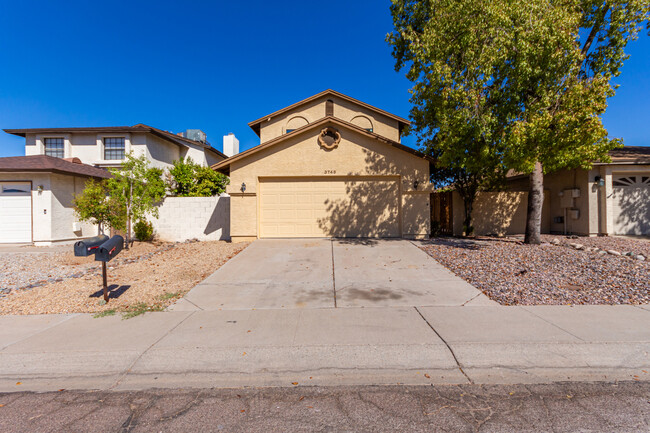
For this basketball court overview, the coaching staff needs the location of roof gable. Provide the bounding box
[247,90,410,137]
[212,116,431,175]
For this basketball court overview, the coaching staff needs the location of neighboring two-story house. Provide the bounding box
[0,124,233,244]
[212,89,435,242]
[4,123,229,168]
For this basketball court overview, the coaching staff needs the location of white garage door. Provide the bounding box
[0,182,32,243]
[612,174,650,235]
[259,177,400,238]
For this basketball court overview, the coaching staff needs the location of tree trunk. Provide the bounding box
[525,161,544,245]
[124,184,131,250]
[462,196,475,237]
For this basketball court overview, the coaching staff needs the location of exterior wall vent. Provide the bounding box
[326,99,334,117]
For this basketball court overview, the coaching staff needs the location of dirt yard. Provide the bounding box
[0,241,248,315]
[420,235,649,305]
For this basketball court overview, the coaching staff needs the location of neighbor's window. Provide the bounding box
[104,137,125,160]
[44,138,64,158]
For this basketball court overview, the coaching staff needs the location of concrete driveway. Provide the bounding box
[178,239,494,310]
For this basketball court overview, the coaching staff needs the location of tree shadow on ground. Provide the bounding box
[89,284,131,299]
[419,238,485,250]
[315,145,419,243]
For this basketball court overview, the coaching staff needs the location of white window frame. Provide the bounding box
[97,133,131,163]
[36,134,70,158]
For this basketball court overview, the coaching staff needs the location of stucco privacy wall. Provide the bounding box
[150,195,230,242]
[227,122,430,240]
[452,191,551,236]
[258,95,401,143]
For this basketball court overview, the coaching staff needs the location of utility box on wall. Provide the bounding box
[569,209,580,220]
[559,188,581,208]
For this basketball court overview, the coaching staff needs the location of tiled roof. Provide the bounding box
[0,155,112,178]
[606,146,650,164]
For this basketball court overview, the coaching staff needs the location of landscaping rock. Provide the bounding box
[607,250,621,256]
[551,238,561,245]
[637,255,646,261]
[420,234,649,306]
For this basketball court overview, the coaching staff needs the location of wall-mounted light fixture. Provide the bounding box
[594,176,605,187]
[413,180,419,190]
[37,185,44,194]
[241,182,246,193]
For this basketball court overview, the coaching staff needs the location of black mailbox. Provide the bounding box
[74,235,109,257]
[95,235,124,262]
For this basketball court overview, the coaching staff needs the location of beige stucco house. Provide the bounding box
[213,90,434,242]
[437,146,650,237]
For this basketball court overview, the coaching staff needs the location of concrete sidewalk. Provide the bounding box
[0,304,648,392]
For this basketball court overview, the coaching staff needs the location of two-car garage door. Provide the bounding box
[259,177,400,238]
[0,182,32,243]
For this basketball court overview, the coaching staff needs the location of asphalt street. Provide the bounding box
[0,382,648,432]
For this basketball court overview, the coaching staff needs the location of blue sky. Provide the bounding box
[0,0,648,157]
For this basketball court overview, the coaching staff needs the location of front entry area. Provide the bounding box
[259,177,401,238]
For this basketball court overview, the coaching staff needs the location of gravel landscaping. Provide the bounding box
[0,241,248,315]
[420,235,650,305]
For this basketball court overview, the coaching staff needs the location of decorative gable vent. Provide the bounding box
[326,99,334,117]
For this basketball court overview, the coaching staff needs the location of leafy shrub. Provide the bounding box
[134,220,154,241]
[166,158,229,197]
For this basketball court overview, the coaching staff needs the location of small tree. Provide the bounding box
[107,153,166,248]
[73,178,125,235]
[166,157,229,197]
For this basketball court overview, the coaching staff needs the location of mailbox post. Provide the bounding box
[73,235,109,257]
[73,235,124,303]
[94,235,124,302]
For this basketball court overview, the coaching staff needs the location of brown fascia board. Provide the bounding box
[212,116,433,175]
[3,126,148,137]
[246,89,411,137]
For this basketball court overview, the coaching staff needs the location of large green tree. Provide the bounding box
[388,0,648,243]
[499,0,648,243]
[388,0,510,234]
